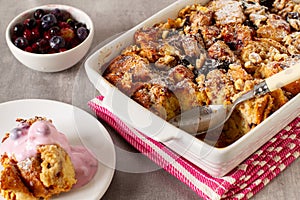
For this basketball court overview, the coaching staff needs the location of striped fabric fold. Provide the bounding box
[88,96,300,200]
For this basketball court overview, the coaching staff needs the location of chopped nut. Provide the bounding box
[234,79,244,91]
[249,52,262,64]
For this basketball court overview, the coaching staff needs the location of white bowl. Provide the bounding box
[6,4,94,72]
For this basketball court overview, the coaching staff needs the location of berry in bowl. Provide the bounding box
[6,4,94,72]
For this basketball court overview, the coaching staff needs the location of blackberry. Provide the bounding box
[195,59,231,76]
[179,58,191,67]
[215,60,231,71]
[259,0,275,9]
[243,20,258,30]
[287,12,300,20]
[183,16,191,26]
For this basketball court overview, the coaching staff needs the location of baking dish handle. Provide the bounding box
[92,78,114,97]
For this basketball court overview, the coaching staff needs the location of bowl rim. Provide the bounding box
[5,4,95,57]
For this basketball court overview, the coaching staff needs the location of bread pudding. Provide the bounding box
[103,0,300,147]
[0,117,98,200]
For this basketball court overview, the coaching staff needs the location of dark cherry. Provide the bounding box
[33,9,45,19]
[74,22,86,30]
[14,37,29,49]
[49,26,60,36]
[13,23,24,37]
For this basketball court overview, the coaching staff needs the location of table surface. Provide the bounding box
[0,0,299,199]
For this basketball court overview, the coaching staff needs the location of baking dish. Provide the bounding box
[85,0,300,177]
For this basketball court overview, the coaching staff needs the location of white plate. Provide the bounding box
[0,99,116,200]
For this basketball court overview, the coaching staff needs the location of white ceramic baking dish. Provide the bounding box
[85,0,300,177]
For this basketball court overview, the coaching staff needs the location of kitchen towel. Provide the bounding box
[88,96,300,200]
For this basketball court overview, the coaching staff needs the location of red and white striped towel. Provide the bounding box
[88,96,300,200]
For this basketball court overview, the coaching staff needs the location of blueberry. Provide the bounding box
[76,27,89,41]
[49,36,65,49]
[14,37,29,50]
[41,14,57,30]
[13,23,24,37]
[10,128,23,140]
[33,9,45,19]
